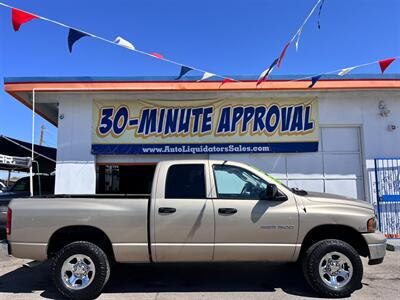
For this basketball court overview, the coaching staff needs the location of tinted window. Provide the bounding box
[165,164,206,199]
[213,165,268,200]
[11,176,55,194]
[11,177,29,192]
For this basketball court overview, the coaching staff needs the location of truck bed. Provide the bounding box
[8,196,151,263]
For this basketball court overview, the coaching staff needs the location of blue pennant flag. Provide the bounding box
[176,66,193,80]
[68,28,90,53]
[256,58,279,86]
[308,75,322,88]
[318,0,325,29]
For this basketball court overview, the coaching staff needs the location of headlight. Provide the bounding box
[367,217,377,232]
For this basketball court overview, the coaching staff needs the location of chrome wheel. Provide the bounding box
[61,254,96,290]
[319,251,353,289]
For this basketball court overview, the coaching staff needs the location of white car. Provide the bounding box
[0,182,6,193]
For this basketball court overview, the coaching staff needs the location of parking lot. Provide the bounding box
[0,240,398,300]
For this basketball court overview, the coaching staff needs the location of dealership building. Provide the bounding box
[4,75,400,206]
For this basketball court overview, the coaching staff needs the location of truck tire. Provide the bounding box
[302,239,363,298]
[51,241,110,300]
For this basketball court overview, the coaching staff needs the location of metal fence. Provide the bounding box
[374,158,400,238]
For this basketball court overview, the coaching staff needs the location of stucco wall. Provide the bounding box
[54,90,400,200]
[55,95,96,194]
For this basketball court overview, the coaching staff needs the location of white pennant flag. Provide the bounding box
[338,67,356,76]
[114,36,135,50]
[198,72,215,81]
[295,30,302,51]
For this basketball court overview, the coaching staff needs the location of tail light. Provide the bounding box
[6,208,11,235]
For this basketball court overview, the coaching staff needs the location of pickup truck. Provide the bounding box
[6,160,386,300]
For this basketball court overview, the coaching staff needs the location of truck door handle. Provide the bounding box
[158,207,176,214]
[218,208,237,215]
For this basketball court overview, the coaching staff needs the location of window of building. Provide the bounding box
[165,164,206,199]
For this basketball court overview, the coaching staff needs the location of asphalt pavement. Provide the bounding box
[0,240,399,299]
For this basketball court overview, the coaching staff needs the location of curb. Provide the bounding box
[386,240,400,252]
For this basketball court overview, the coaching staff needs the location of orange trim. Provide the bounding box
[5,79,400,93]
[96,162,157,166]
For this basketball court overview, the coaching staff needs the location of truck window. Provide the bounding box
[213,165,268,200]
[11,177,29,192]
[165,164,206,199]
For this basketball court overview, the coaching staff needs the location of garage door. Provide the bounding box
[210,127,365,200]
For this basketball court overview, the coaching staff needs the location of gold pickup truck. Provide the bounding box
[6,160,386,300]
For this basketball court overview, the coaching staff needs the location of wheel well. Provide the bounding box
[47,225,115,261]
[299,225,369,260]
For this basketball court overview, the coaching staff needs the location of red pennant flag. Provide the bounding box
[219,78,234,87]
[278,42,290,68]
[150,52,164,59]
[12,8,38,32]
[379,58,396,74]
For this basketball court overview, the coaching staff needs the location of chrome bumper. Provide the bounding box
[368,242,386,260]
[362,232,386,265]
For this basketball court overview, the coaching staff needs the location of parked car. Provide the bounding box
[0,181,6,193]
[6,160,385,299]
[0,175,54,232]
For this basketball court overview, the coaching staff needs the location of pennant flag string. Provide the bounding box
[219,78,234,87]
[68,29,90,52]
[0,2,238,83]
[285,55,400,87]
[295,30,302,51]
[308,75,322,88]
[150,52,164,59]
[176,66,193,80]
[289,0,322,44]
[114,36,135,50]
[337,67,356,76]
[12,8,38,31]
[257,0,323,81]
[198,72,215,81]
[257,58,279,86]
[278,42,290,68]
[379,58,396,74]
[317,0,325,29]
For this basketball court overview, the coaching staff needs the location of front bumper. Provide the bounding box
[362,232,386,265]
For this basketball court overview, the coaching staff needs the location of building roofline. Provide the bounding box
[4,74,400,128]
[4,73,400,84]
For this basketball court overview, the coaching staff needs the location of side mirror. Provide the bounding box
[265,184,278,200]
[262,184,288,201]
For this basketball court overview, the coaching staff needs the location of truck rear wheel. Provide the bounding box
[51,241,110,300]
[302,239,363,298]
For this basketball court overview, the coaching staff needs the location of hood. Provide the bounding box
[305,191,374,211]
[0,191,29,201]
[0,191,17,199]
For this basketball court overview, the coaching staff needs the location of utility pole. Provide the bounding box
[39,124,45,145]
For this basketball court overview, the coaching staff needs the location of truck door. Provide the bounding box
[152,162,214,262]
[210,163,299,261]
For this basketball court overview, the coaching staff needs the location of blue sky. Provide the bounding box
[0,0,399,148]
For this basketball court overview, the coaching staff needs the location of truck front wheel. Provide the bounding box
[51,241,110,300]
[302,239,363,298]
